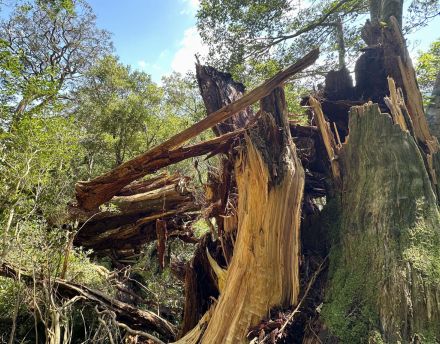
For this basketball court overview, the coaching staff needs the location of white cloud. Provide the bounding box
[171,26,208,74]
[180,0,200,15]
[138,60,147,69]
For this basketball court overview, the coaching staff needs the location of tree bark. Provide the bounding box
[196,64,253,136]
[72,175,198,256]
[302,9,440,343]
[321,103,440,343]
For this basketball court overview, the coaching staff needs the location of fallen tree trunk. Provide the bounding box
[72,174,199,256]
[0,263,177,341]
[74,49,319,211]
[177,86,305,343]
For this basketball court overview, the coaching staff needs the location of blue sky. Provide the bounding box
[86,0,439,82]
[87,0,204,82]
[1,0,439,83]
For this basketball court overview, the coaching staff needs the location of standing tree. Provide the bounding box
[0,0,111,125]
[197,0,439,83]
[416,39,440,137]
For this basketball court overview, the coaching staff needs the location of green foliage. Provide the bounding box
[192,219,211,238]
[75,55,161,171]
[0,116,82,222]
[161,71,206,124]
[0,278,21,318]
[131,240,196,325]
[0,0,111,124]
[197,0,369,75]
[75,56,203,177]
[416,38,440,106]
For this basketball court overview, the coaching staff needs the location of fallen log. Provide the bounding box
[73,175,199,255]
[75,49,319,211]
[116,172,181,196]
[0,262,177,340]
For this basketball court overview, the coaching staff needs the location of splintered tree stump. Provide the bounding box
[322,103,440,343]
[196,64,253,136]
[179,64,254,337]
[176,87,305,343]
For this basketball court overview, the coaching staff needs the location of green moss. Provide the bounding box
[402,200,440,284]
[414,329,439,344]
[321,196,440,343]
[320,199,381,343]
[368,330,385,343]
[322,234,381,343]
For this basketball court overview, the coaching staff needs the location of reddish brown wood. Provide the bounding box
[156,219,168,270]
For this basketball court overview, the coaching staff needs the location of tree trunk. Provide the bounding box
[368,0,404,28]
[335,17,346,69]
[321,103,440,343]
[177,87,304,343]
[301,10,440,343]
[381,0,404,27]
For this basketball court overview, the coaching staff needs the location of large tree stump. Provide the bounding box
[321,103,440,343]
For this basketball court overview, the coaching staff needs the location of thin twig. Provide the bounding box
[95,307,166,344]
[259,256,328,343]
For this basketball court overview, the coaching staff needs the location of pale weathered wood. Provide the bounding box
[383,16,438,154]
[176,87,305,343]
[75,49,319,211]
[384,77,409,131]
[309,97,341,184]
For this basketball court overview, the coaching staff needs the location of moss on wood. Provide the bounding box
[321,104,440,343]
